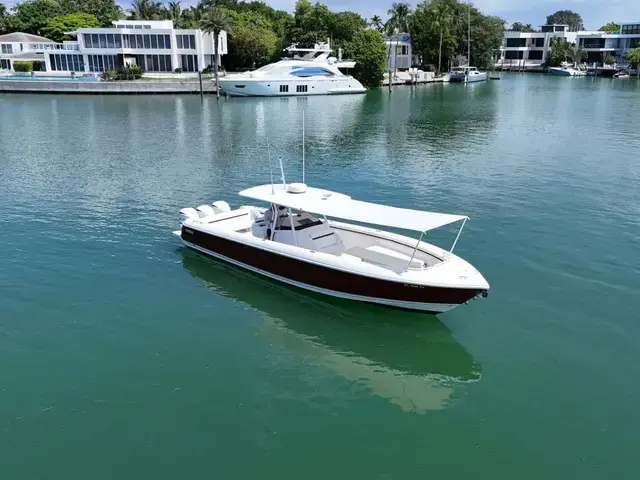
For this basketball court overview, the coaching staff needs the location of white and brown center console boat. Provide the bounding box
[174,182,489,314]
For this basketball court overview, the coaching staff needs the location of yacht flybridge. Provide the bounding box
[218,40,366,97]
[174,183,489,314]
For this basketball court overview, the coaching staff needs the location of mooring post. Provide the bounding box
[198,71,203,101]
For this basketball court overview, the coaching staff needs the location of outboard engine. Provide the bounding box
[179,208,199,223]
[196,204,216,218]
[211,201,231,214]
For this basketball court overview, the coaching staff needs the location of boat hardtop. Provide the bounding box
[238,183,468,233]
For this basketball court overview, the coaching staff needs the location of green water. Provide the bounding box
[1,75,639,478]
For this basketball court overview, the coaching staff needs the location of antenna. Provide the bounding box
[267,140,274,194]
[302,110,305,184]
[278,156,287,188]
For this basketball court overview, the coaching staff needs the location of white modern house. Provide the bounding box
[496,25,576,71]
[576,22,640,64]
[0,20,227,74]
[496,22,640,70]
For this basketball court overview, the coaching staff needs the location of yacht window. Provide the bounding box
[279,85,289,93]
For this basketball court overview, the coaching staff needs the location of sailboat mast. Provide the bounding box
[467,0,470,67]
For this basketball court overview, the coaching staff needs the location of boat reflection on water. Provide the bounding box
[179,248,482,414]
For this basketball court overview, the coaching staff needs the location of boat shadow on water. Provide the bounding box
[178,247,482,414]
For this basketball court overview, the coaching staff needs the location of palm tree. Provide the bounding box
[200,7,233,98]
[430,2,455,75]
[130,0,165,20]
[624,48,640,78]
[386,2,411,35]
[369,15,384,32]
[569,44,586,67]
[167,1,182,25]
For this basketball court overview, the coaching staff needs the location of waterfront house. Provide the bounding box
[576,23,640,65]
[0,20,227,75]
[385,34,413,71]
[496,25,576,71]
[0,32,70,71]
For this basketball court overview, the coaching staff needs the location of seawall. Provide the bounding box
[0,80,218,94]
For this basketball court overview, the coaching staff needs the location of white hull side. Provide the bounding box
[450,73,488,83]
[182,240,457,313]
[219,77,366,97]
[549,68,584,77]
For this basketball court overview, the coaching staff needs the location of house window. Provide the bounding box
[279,85,289,93]
[1,44,13,54]
[534,37,544,47]
[296,85,308,93]
[528,50,543,60]
[176,35,183,49]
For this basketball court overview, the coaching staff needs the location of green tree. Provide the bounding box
[370,15,384,32]
[460,5,504,70]
[598,22,619,33]
[12,0,64,35]
[344,28,386,88]
[227,10,277,69]
[167,1,182,24]
[509,22,534,32]
[0,4,7,17]
[129,0,166,21]
[624,48,640,78]
[604,55,615,65]
[386,2,411,34]
[545,10,583,31]
[547,37,572,66]
[58,0,123,26]
[41,13,99,42]
[329,11,367,50]
[569,43,586,66]
[200,7,233,97]
[429,0,456,74]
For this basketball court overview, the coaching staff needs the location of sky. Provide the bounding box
[2,0,639,30]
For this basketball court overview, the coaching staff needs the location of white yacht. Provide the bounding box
[448,66,488,83]
[549,62,586,76]
[174,180,489,315]
[218,41,366,97]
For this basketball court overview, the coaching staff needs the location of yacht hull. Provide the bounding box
[180,226,483,314]
[218,78,366,97]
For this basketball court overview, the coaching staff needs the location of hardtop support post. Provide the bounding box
[450,218,468,253]
[406,231,424,271]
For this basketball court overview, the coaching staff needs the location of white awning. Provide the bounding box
[239,184,467,233]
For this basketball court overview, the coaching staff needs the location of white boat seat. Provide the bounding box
[347,246,424,271]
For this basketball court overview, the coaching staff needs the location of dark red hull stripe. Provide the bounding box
[182,227,482,305]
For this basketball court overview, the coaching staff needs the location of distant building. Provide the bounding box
[576,22,640,64]
[0,20,227,74]
[496,25,575,71]
[384,34,413,70]
[496,22,640,70]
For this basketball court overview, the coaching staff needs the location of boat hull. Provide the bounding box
[449,72,488,83]
[180,226,484,314]
[219,77,366,97]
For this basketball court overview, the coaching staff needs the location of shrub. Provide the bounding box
[604,55,616,65]
[13,61,33,72]
[174,67,183,74]
[115,65,144,80]
[202,65,214,74]
[100,70,118,81]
